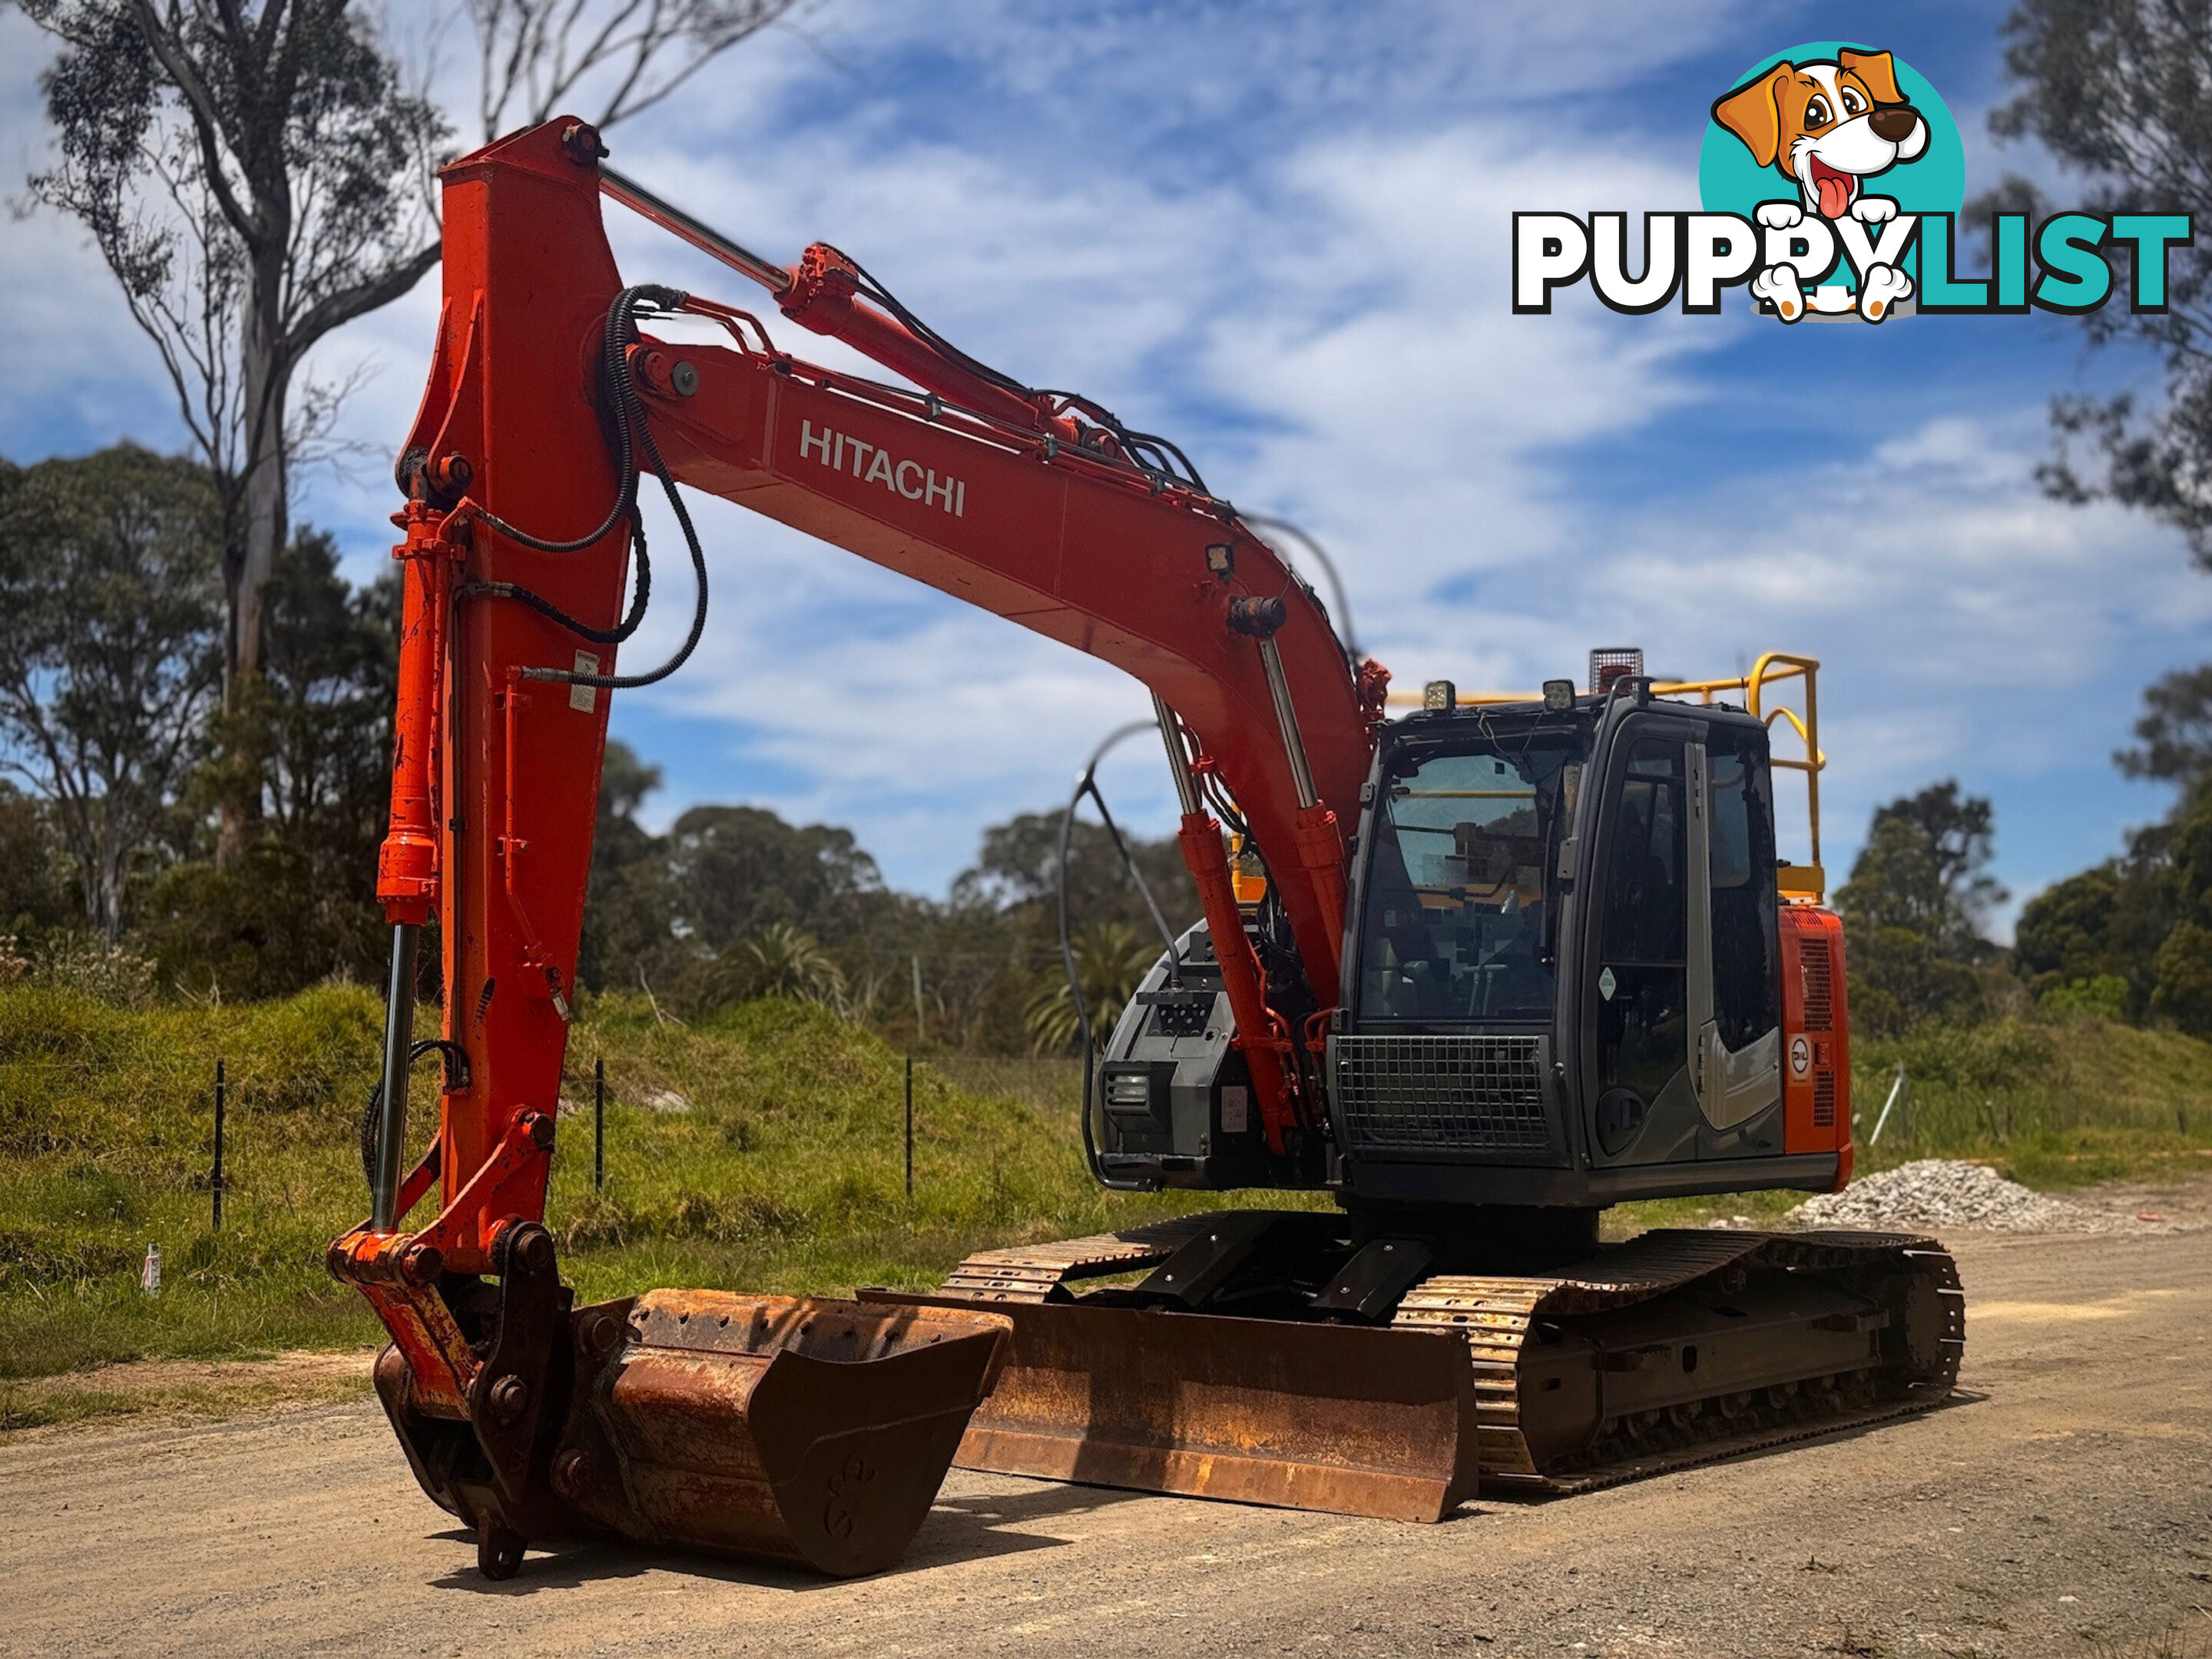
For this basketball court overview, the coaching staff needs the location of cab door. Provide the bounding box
[1584,717,1700,1164]
[1687,722,1783,1154]
[1582,713,1785,1164]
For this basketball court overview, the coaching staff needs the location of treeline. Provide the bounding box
[0,445,1190,1049]
[8,442,2207,1055]
[575,773,1193,1052]
[0,445,393,999]
[1836,673,2212,1038]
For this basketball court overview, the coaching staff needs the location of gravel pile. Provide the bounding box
[1786,1158,2150,1234]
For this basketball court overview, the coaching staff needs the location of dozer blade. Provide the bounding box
[378,1290,1012,1578]
[864,1292,1478,1522]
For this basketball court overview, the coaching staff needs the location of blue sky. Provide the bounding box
[1,0,2202,929]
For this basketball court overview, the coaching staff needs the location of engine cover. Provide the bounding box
[1094,919,1278,1188]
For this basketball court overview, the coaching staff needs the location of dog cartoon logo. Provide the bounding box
[1698,41,1965,323]
[1712,50,1928,224]
[1712,48,1926,322]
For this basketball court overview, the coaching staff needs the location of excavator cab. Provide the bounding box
[1098,666,1853,1211]
[954,662,1949,1512]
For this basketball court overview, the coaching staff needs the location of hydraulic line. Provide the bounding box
[459,283,713,694]
[1055,720,1184,1190]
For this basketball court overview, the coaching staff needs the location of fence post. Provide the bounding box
[911,954,926,1044]
[1868,1062,1905,1147]
[212,1058,226,1231]
[904,1054,915,1200]
[594,1056,606,1191]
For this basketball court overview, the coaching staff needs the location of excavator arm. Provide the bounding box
[373,115,1378,1257]
[329,117,1385,1578]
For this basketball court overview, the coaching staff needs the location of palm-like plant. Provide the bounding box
[1025,922,1163,1054]
[689,923,847,1013]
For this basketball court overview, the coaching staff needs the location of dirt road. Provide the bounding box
[5,1217,2209,1659]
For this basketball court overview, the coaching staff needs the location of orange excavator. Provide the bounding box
[329,118,1963,1581]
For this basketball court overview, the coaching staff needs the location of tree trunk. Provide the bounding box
[215,264,292,869]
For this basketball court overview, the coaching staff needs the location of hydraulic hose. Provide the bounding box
[1057,720,1184,1190]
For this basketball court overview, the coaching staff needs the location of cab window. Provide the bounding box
[1707,724,1780,1048]
[1356,740,1578,1022]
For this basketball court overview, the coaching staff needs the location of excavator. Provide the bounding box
[328,117,1964,1581]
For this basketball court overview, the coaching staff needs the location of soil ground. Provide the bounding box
[4,1179,2210,1659]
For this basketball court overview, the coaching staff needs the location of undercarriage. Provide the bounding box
[869,1210,1964,1515]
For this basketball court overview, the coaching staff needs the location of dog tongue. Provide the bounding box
[1814,171,1852,219]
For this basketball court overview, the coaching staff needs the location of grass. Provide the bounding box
[1848,1015,2212,1190]
[0,983,1282,1397]
[1615,1012,2212,1233]
[4,986,2210,1420]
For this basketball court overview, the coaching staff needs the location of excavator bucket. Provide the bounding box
[375,1289,1012,1578]
[563,1293,1012,1574]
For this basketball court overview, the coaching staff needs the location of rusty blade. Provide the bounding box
[864,1293,1477,1522]
[568,1292,1011,1576]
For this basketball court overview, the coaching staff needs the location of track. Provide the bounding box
[1,1214,2207,1658]
[1393,1227,1966,1492]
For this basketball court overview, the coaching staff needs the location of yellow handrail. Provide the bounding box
[1743,652,1823,882]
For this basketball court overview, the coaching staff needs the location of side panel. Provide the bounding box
[1779,905,1853,1165]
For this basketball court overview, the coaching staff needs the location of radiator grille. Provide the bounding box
[1813,1070,1836,1128]
[1800,937,1834,1032]
[1333,1035,1552,1154]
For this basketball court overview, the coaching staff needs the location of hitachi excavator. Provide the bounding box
[329,117,1963,1581]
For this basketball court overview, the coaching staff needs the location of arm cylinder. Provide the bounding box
[1257,637,1320,811]
[1155,694,1202,816]
[599,165,792,295]
[370,922,419,1232]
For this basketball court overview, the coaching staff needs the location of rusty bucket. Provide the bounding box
[558,1292,1012,1575]
[866,1293,1478,1522]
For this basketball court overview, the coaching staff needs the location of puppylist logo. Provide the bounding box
[1515,40,2194,324]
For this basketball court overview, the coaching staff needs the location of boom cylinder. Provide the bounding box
[1155,694,1202,816]
[1155,697,1300,1153]
[377,502,453,928]
[1257,637,1319,811]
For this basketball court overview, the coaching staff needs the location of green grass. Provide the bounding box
[1848,1015,2212,1190]
[0,984,1277,1389]
[1614,1013,2212,1233]
[5,987,2210,1408]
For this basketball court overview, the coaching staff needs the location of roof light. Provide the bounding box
[1588,646,1644,695]
[1423,680,1456,712]
[1542,678,1575,712]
